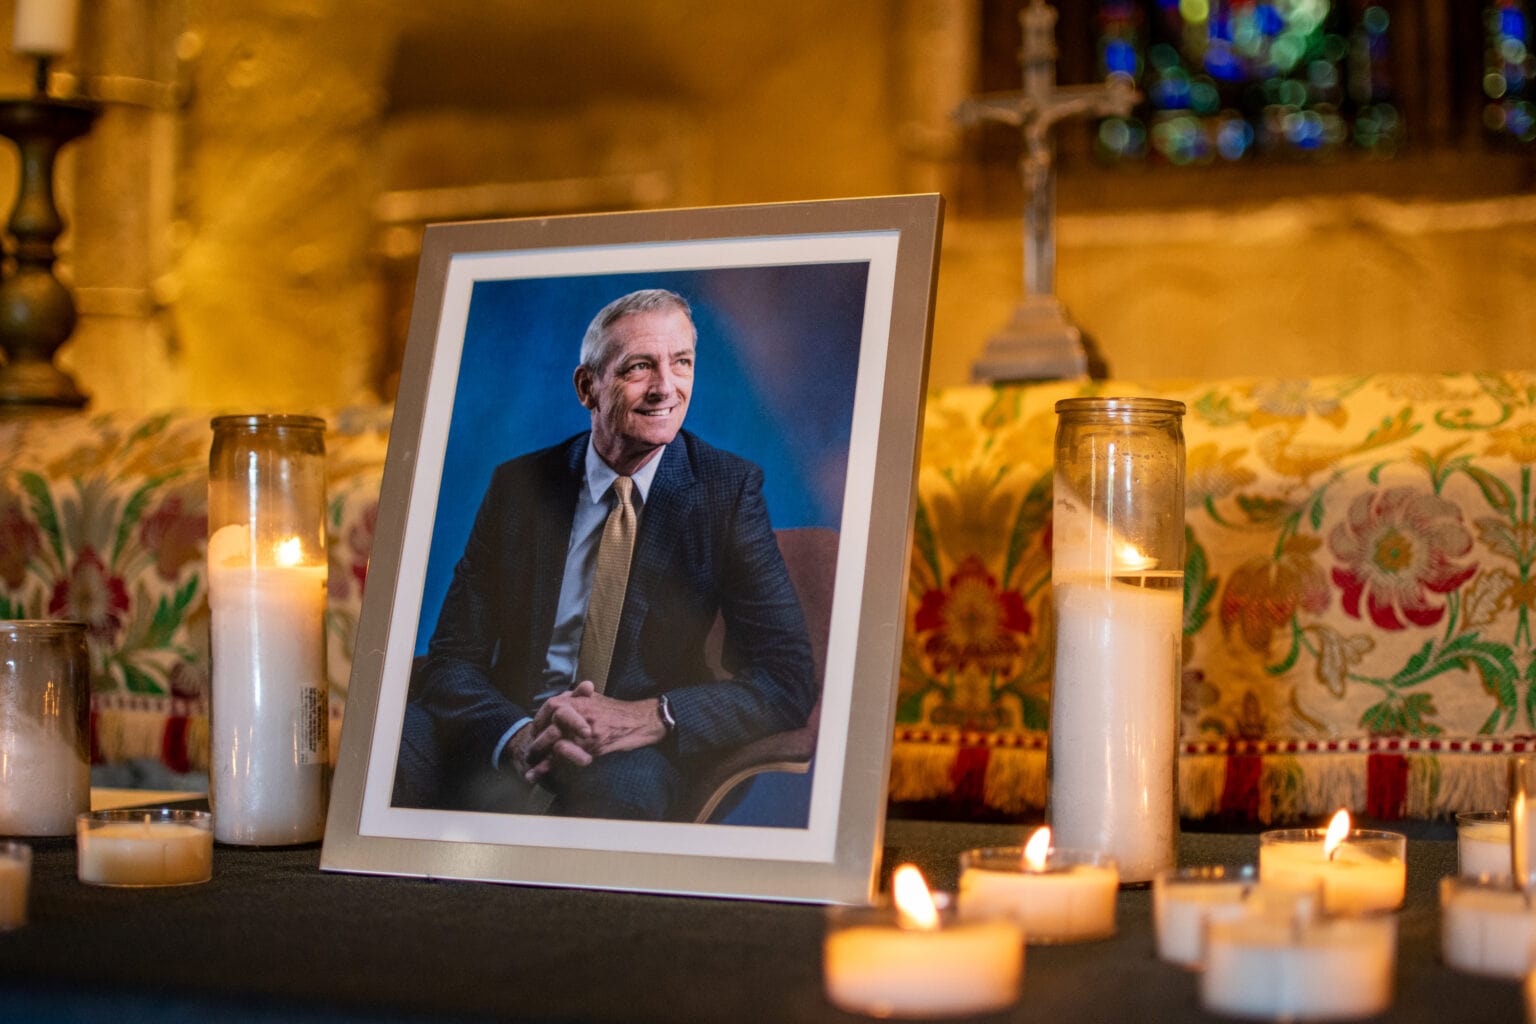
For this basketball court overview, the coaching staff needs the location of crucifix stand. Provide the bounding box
[957,0,1138,383]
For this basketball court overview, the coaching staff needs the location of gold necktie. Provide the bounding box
[575,476,636,694]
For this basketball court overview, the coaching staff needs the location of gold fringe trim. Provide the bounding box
[94,708,172,764]
[888,743,964,803]
[1178,755,1228,820]
[983,748,1046,814]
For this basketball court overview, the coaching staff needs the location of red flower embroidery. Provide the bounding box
[48,548,130,640]
[0,496,39,588]
[913,556,1032,674]
[139,493,208,582]
[329,500,378,599]
[1329,488,1475,630]
[1220,538,1331,652]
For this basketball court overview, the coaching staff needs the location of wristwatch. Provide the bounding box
[656,693,677,735]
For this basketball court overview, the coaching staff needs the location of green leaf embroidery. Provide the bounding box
[17,471,64,565]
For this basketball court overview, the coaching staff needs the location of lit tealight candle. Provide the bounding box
[1258,810,1406,915]
[824,864,1023,1018]
[1456,811,1512,881]
[957,827,1119,944]
[0,842,30,929]
[1440,876,1536,980]
[76,809,213,887]
[1201,898,1397,1021]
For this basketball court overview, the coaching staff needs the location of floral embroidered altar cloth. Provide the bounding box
[2,372,1532,823]
[895,372,1536,822]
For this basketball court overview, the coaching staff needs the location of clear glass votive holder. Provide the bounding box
[1440,875,1536,980]
[0,620,91,837]
[1258,827,1407,914]
[1152,865,1259,969]
[1457,811,1512,881]
[957,846,1118,944]
[823,898,1024,1019]
[76,809,214,888]
[0,841,31,929]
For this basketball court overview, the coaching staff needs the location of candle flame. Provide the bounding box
[1023,826,1051,871]
[275,536,304,567]
[891,864,940,931]
[1115,540,1157,572]
[1323,809,1351,860]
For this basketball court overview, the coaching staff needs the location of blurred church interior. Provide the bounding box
[8,0,1534,411]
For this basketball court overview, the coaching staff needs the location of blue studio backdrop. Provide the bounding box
[413,261,869,826]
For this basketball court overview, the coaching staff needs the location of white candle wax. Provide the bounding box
[12,0,78,55]
[1457,813,1512,881]
[823,915,1023,1018]
[0,844,29,929]
[1049,573,1182,883]
[1153,868,1257,968]
[76,815,212,886]
[1441,877,1536,979]
[1201,912,1397,1021]
[208,525,329,845]
[1259,831,1406,914]
[0,711,89,836]
[959,849,1118,944]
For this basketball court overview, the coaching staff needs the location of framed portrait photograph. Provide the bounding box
[321,194,942,903]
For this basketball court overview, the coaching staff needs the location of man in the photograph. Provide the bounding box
[399,288,816,821]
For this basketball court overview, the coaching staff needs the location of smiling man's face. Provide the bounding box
[574,307,695,476]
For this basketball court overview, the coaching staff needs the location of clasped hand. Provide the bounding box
[517,680,666,784]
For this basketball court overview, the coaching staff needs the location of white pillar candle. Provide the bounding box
[824,865,1023,1019]
[958,829,1118,944]
[1457,811,1513,881]
[0,842,30,929]
[1201,911,1397,1021]
[1440,876,1536,979]
[12,0,78,55]
[1152,865,1261,968]
[75,810,212,887]
[1259,812,1406,915]
[208,525,329,845]
[1049,573,1182,884]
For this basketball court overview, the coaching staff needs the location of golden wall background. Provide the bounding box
[0,0,1528,411]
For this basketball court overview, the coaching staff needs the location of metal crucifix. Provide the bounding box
[956,0,1139,382]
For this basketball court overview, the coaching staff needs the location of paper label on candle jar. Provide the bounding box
[298,687,328,766]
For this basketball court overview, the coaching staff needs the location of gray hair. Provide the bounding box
[579,289,695,373]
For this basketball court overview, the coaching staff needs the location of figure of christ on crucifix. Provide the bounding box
[956,0,1139,383]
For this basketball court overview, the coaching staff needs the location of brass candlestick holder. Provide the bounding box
[0,57,96,410]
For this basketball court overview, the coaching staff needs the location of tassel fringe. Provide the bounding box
[891,741,1521,821]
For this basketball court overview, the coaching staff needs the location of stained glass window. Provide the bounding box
[1092,1,1405,164]
[1484,1,1536,142]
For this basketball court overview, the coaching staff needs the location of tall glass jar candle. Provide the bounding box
[207,415,329,845]
[1048,397,1185,884]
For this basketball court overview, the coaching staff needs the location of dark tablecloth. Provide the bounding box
[0,817,1520,1023]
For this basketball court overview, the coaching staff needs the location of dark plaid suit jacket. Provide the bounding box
[415,429,816,779]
